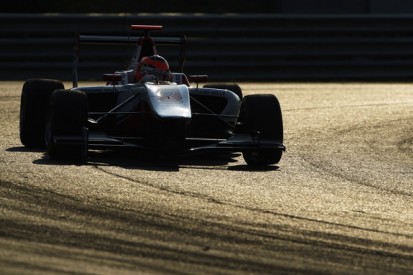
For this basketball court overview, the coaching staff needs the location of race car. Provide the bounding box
[19,25,285,166]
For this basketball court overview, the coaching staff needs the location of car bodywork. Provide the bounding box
[20,25,285,166]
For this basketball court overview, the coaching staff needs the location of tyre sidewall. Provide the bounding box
[45,89,88,160]
[240,94,283,166]
[20,79,64,147]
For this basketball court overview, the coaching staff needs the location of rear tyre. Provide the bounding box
[239,94,283,166]
[203,83,243,100]
[20,79,64,148]
[45,90,88,161]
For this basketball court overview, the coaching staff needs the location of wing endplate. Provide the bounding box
[131,25,163,31]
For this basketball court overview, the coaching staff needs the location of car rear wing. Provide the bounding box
[73,33,186,87]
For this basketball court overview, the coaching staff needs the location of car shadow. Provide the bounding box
[85,150,250,171]
[6,146,44,153]
[228,164,280,172]
[8,146,280,172]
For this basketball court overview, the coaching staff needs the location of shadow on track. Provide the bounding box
[7,146,280,172]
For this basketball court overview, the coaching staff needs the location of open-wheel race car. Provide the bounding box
[20,25,285,166]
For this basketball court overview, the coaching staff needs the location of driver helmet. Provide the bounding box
[135,55,170,81]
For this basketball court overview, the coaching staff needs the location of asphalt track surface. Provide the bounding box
[0,82,412,274]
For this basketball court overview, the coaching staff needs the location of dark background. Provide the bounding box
[4,0,413,14]
[2,0,413,82]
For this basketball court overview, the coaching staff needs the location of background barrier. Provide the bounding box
[2,13,413,82]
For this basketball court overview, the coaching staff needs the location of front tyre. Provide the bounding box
[45,89,88,161]
[20,79,64,148]
[239,94,284,166]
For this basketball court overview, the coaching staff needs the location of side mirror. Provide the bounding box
[188,75,208,83]
[102,74,122,82]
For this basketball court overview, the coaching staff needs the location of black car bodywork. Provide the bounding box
[20,25,285,166]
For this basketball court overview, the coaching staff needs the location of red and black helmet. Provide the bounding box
[136,55,170,81]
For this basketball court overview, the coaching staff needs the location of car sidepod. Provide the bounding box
[187,87,241,139]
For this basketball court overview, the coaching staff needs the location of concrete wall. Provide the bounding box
[4,0,413,14]
[2,14,413,82]
[279,0,413,14]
